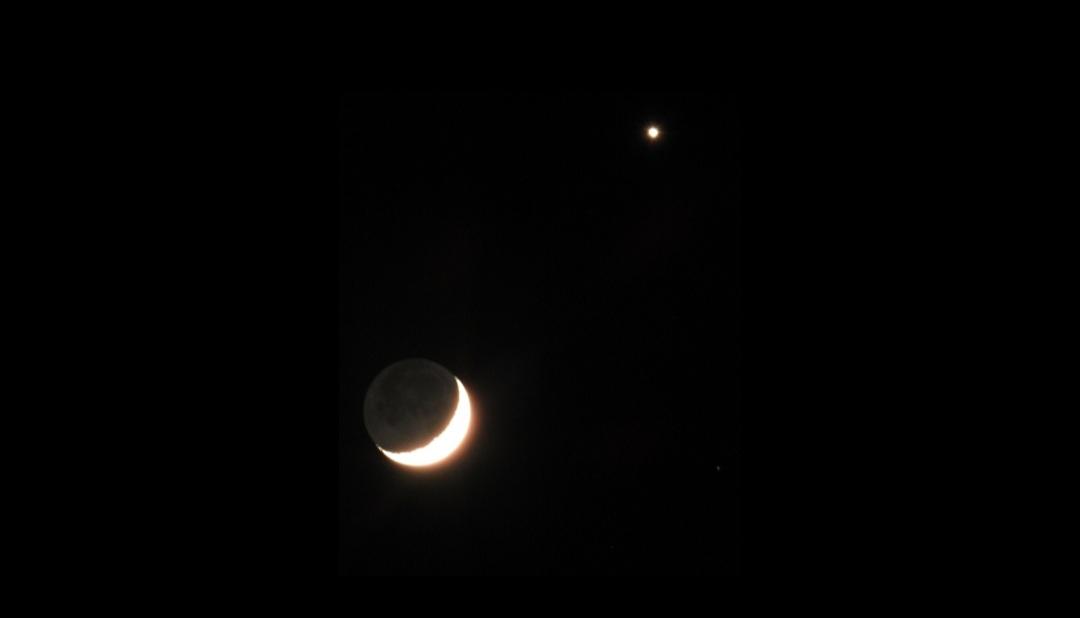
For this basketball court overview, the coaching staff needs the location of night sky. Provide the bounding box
[338,93,741,575]
[47,57,929,576]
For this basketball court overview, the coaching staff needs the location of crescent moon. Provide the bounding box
[377,377,472,467]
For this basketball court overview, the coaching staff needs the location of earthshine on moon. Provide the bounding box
[363,359,472,467]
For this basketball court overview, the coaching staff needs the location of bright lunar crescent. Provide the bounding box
[363,358,472,467]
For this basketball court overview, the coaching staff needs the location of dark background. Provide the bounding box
[36,39,960,577]
[95,65,918,576]
[339,93,741,575]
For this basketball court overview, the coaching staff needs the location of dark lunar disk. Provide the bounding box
[363,358,459,453]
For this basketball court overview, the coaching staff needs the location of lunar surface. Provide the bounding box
[363,358,472,467]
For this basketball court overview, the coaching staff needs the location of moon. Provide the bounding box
[363,359,472,467]
[646,125,661,140]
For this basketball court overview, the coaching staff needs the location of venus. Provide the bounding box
[363,358,472,467]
